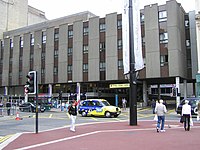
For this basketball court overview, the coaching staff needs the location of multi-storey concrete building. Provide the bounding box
[0,0,47,38]
[195,0,200,97]
[0,0,198,106]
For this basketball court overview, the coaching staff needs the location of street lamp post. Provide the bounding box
[128,0,137,126]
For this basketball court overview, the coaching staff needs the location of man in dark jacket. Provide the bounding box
[68,100,78,132]
[6,101,11,116]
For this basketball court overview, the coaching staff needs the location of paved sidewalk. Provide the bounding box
[1,120,200,150]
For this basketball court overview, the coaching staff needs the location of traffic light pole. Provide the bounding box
[35,71,39,134]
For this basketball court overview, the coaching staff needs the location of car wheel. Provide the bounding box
[105,111,111,118]
[194,107,198,115]
[81,111,87,117]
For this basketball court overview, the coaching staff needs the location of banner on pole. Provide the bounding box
[122,0,144,75]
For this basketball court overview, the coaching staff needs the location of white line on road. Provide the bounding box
[14,124,200,150]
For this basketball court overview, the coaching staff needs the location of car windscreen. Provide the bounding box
[189,99,200,107]
[101,101,110,106]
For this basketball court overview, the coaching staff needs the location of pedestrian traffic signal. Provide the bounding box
[25,71,36,94]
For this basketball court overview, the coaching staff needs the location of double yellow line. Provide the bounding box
[0,134,13,143]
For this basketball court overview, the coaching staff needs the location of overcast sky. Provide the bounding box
[28,0,195,20]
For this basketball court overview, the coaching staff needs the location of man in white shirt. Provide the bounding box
[182,100,191,131]
[155,99,167,132]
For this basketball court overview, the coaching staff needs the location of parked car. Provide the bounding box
[176,97,200,115]
[19,102,45,113]
[78,99,121,118]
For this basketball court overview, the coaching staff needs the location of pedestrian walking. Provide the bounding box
[0,101,3,116]
[61,102,65,111]
[122,98,127,111]
[65,101,69,113]
[197,101,200,121]
[182,100,192,131]
[152,99,158,114]
[155,99,167,132]
[68,100,80,132]
[6,101,11,116]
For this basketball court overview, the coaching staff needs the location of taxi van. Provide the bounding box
[78,99,121,118]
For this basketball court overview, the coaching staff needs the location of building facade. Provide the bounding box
[0,0,47,38]
[0,0,198,105]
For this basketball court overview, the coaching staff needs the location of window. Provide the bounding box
[142,36,145,46]
[99,23,106,32]
[54,28,59,41]
[68,30,73,38]
[100,62,106,71]
[68,47,73,55]
[141,13,144,23]
[118,60,123,69]
[160,55,168,66]
[185,20,189,27]
[117,20,122,29]
[117,39,122,49]
[83,27,89,35]
[20,37,23,48]
[42,31,46,43]
[30,34,34,46]
[187,59,192,68]
[10,39,13,48]
[67,65,72,73]
[1,40,4,49]
[54,50,58,57]
[159,11,167,22]
[54,67,58,75]
[41,68,45,76]
[83,45,88,54]
[186,40,190,47]
[83,63,88,72]
[160,32,168,43]
[41,52,45,60]
[99,42,105,51]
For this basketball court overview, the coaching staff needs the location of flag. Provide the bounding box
[122,0,144,75]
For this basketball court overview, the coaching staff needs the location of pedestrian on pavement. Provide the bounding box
[122,98,127,111]
[0,101,3,116]
[182,100,192,131]
[61,102,65,111]
[65,101,69,113]
[152,99,158,114]
[6,101,11,116]
[68,99,80,132]
[197,101,200,121]
[155,99,167,132]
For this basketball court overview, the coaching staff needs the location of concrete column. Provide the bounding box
[4,86,8,95]
[143,81,147,106]
[48,84,52,97]
[176,77,180,108]
[77,83,80,100]
[183,80,187,98]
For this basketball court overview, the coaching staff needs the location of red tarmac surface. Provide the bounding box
[1,120,200,150]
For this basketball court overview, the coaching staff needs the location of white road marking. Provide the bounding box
[15,124,200,150]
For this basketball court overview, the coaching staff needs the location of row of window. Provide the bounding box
[140,10,167,23]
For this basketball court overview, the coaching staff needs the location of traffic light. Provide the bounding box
[25,71,37,94]
[58,91,62,100]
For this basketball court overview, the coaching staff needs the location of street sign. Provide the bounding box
[109,83,130,88]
